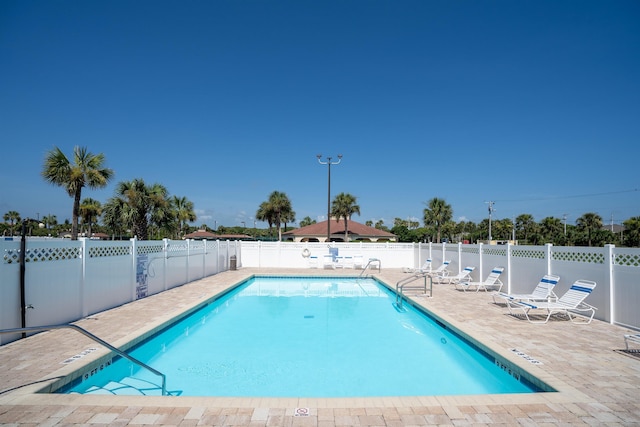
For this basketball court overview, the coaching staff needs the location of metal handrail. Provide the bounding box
[396,273,433,308]
[358,258,381,278]
[0,324,167,396]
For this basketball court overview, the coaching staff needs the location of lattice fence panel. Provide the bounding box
[89,245,130,258]
[614,252,640,267]
[3,247,81,264]
[552,251,605,264]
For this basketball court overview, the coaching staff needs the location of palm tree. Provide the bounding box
[623,216,640,247]
[331,192,360,242]
[256,201,275,237]
[3,211,21,235]
[281,209,296,232]
[102,197,125,239]
[423,197,453,243]
[539,217,563,244]
[515,214,536,244]
[172,196,196,238]
[106,179,170,240]
[41,214,57,231]
[267,191,294,241]
[576,212,603,247]
[79,197,102,237]
[299,216,316,227]
[41,146,114,240]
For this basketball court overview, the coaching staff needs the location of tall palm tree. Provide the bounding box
[3,211,21,235]
[102,197,125,239]
[281,208,296,233]
[255,191,294,241]
[41,214,57,231]
[79,197,102,237]
[256,201,275,237]
[269,191,293,241]
[172,195,196,238]
[331,192,360,242]
[41,146,113,240]
[107,179,170,240]
[576,212,603,247]
[423,197,453,243]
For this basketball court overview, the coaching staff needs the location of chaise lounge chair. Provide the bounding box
[456,267,504,292]
[403,258,432,274]
[440,266,475,284]
[352,255,365,269]
[426,260,450,281]
[492,274,559,304]
[624,334,640,351]
[505,279,597,324]
[322,254,335,269]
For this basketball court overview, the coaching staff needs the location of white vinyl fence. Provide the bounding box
[241,241,640,331]
[0,237,240,345]
[2,239,638,345]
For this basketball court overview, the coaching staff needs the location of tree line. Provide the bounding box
[2,146,196,240]
[2,146,639,247]
[390,197,640,248]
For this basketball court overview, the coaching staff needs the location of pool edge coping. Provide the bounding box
[1,271,597,409]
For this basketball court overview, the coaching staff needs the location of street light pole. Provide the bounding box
[317,154,342,242]
[486,201,495,242]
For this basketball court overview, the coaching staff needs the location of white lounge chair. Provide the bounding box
[440,266,475,284]
[624,334,640,351]
[426,260,450,280]
[402,258,432,274]
[322,254,335,269]
[307,255,318,268]
[492,274,559,304]
[352,255,364,269]
[456,267,504,292]
[506,279,597,324]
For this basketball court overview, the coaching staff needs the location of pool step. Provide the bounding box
[77,377,164,396]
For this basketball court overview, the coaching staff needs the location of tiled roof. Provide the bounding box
[184,230,253,240]
[282,219,396,238]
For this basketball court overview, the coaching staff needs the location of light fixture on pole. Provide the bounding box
[316,154,342,242]
[486,201,495,241]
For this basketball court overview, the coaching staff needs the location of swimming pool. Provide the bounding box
[59,276,547,397]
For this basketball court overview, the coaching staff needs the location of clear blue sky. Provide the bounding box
[2,0,639,229]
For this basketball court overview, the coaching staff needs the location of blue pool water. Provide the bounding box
[60,276,542,397]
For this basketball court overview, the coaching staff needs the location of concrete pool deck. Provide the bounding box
[1,267,639,426]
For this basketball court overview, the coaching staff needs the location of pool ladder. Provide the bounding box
[395,273,433,309]
[358,258,381,278]
[0,324,167,396]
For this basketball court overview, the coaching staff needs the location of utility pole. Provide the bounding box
[563,214,567,236]
[486,201,495,241]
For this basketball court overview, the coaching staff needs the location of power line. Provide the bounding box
[494,188,638,203]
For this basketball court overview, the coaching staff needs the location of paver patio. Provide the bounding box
[1,267,639,426]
